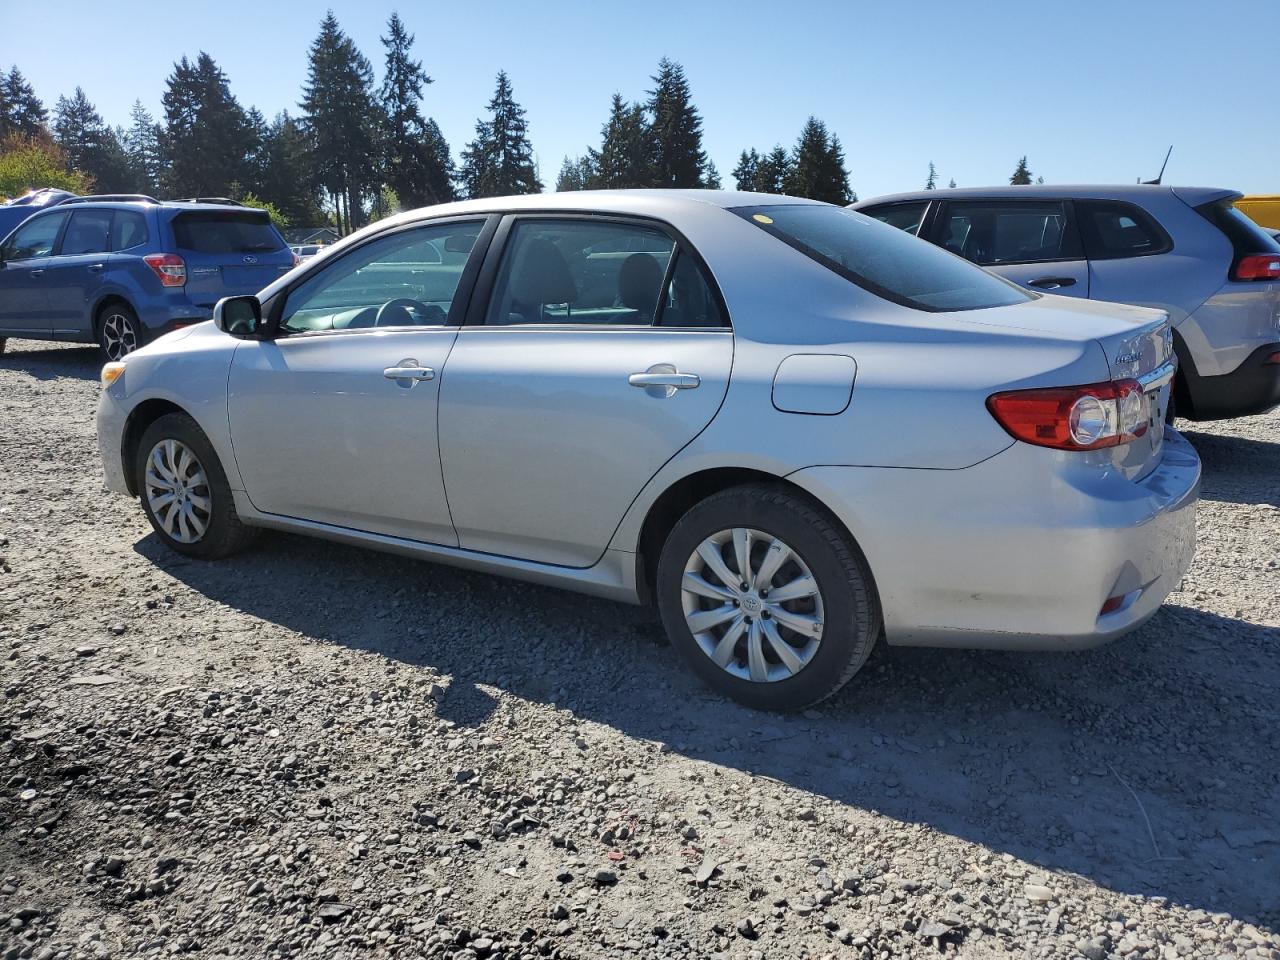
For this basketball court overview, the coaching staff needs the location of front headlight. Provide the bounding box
[101,362,126,387]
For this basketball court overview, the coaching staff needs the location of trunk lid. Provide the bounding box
[168,209,294,306]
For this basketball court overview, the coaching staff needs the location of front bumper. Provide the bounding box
[96,386,131,496]
[1182,341,1280,420]
[790,429,1200,651]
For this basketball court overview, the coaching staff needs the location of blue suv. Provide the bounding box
[0,195,296,360]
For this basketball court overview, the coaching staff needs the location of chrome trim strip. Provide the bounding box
[1138,357,1177,390]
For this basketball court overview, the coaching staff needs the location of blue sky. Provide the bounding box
[4,0,1275,198]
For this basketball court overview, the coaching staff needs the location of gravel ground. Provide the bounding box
[1,339,1277,960]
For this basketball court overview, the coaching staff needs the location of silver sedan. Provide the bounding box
[96,191,1200,711]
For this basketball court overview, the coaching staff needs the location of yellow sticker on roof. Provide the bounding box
[752,214,774,224]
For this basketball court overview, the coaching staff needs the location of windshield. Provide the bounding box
[733,204,1033,312]
[172,212,284,254]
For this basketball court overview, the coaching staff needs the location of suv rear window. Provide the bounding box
[171,212,284,255]
[1196,198,1280,257]
[734,204,1031,312]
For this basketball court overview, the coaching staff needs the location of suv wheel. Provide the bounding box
[656,484,881,712]
[135,413,259,559]
[99,304,142,361]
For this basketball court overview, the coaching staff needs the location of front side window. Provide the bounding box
[1076,200,1172,259]
[280,220,483,335]
[111,210,149,250]
[3,212,69,261]
[936,201,1080,265]
[486,220,676,326]
[172,212,284,254]
[60,209,113,256]
[863,201,929,236]
[734,204,1031,312]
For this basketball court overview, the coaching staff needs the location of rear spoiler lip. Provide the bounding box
[1171,186,1240,208]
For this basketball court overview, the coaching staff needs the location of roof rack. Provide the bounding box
[170,197,245,206]
[60,193,160,205]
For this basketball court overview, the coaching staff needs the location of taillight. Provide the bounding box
[143,253,186,287]
[1232,254,1280,281]
[987,379,1149,451]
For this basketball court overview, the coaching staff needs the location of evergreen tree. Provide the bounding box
[123,100,163,194]
[556,155,596,192]
[785,117,851,205]
[252,112,326,226]
[459,71,541,199]
[732,149,761,191]
[758,146,793,194]
[1010,156,1032,185]
[53,87,133,192]
[588,94,651,188]
[646,58,708,188]
[703,159,721,190]
[300,13,385,232]
[1035,175,1045,185]
[925,161,937,190]
[948,178,956,188]
[2,68,47,138]
[379,12,453,208]
[161,53,253,198]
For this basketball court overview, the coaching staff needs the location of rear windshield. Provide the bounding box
[733,204,1032,312]
[171,212,284,254]
[1197,198,1280,257]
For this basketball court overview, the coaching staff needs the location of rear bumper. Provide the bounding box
[789,429,1200,651]
[1181,341,1280,420]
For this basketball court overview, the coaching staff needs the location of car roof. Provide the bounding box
[853,184,1239,208]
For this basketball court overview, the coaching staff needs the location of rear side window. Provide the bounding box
[935,201,1080,264]
[60,210,113,256]
[1196,198,1280,256]
[111,210,149,250]
[1076,200,1172,259]
[862,201,929,236]
[734,204,1031,312]
[658,251,727,327]
[171,212,283,254]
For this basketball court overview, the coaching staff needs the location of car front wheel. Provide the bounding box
[656,484,880,711]
[135,413,259,559]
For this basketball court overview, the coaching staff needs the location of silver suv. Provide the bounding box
[853,185,1280,421]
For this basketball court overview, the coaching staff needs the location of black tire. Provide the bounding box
[135,413,259,560]
[98,302,143,362]
[0,337,7,355]
[655,484,881,712]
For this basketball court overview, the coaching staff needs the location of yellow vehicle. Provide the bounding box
[1235,196,1280,230]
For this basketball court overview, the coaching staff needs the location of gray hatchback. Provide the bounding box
[853,185,1280,421]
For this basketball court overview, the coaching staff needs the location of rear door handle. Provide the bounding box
[88,263,105,273]
[1027,276,1076,289]
[383,359,435,385]
[29,269,44,277]
[629,364,700,398]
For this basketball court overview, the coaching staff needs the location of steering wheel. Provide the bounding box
[374,298,446,326]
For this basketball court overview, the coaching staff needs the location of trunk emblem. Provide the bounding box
[242,255,258,264]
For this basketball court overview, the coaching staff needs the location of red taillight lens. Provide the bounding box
[987,379,1149,451]
[143,253,186,287]
[1232,254,1280,281]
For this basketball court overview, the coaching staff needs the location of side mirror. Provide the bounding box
[213,296,263,337]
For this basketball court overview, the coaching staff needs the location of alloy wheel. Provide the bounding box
[102,312,138,360]
[679,527,825,683]
[144,439,211,544]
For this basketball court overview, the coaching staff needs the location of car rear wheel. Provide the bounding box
[656,484,880,711]
[135,413,259,560]
[99,303,142,362]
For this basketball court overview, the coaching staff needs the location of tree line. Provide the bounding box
[0,12,1046,231]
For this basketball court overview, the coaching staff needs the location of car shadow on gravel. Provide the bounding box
[1182,428,1280,506]
[0,342,100,381]
[138,531,1280,929]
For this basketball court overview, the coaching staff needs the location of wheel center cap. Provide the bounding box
[740,595,763,616]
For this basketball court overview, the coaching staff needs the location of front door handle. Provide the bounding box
[29,269,44,277]
[88,263,105,273]
[383,359,435,386]
[629,363,700,398]
[1027,276,1077,289]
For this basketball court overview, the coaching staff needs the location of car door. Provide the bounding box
[930,199,1090,297]
[1074,199,1185,312]
[0,210,69,336]
[227,216,493,545]
[43,208,113,336]
[437,215,734,568]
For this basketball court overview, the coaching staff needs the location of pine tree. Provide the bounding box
[948,178,956,188]
[300,13,385,232]
[161,53,253,198]
[123,100,163,194]
[703,159,721,190]
[1010,156,1032,185]
[253,112,326,226]
[785,118,851,205]
[2,68,47,138]
[646,58,707,188]
[758,146,793,194]
[925,162,937,190]
[556,155,597,192]
[459,71,541,199]
[379,12,453,208]
[588,94,651,189]
[732,149,761,191]
[53,87,133,192]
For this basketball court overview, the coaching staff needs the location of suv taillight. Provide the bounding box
[1232,254,1280,281]
[987,379,1149,451]
[143,253,186,287]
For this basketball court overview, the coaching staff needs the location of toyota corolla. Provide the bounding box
[96,191,1200,711]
